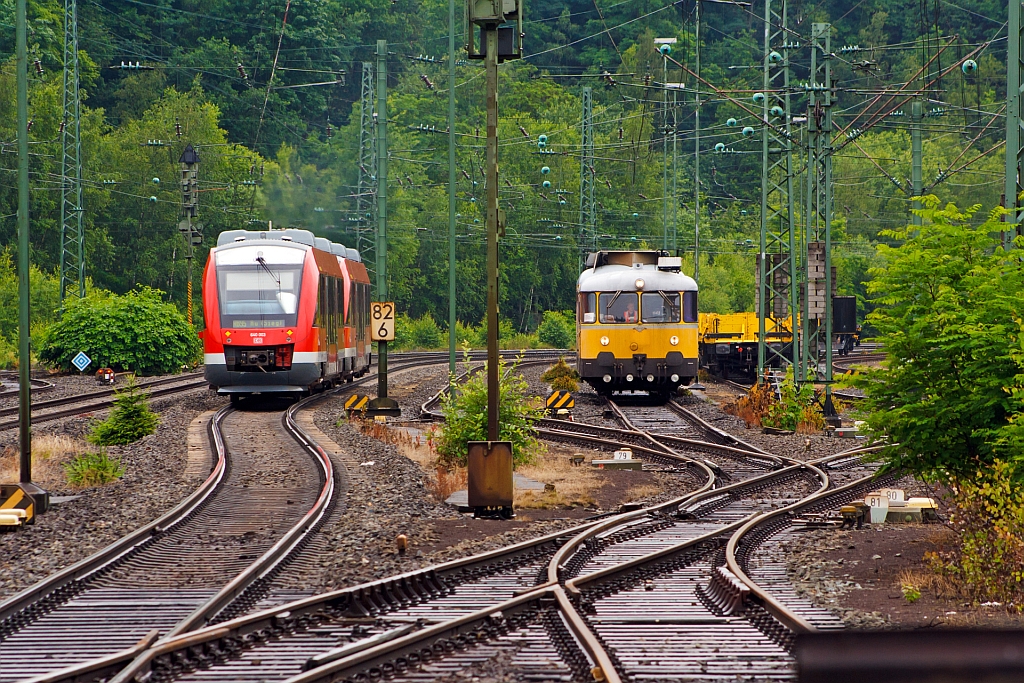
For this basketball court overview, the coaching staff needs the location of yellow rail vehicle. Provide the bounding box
[698,311,794,380]
[577,251,698,398]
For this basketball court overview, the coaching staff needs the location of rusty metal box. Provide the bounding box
[467,441,513,508]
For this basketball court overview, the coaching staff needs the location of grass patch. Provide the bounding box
[63,451,125,488]
[0,434,92,487]
[515,446,600,509]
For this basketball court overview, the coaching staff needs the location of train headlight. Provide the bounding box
[625,374,634,382]
[629,342,638,351]
[603,374,612,383]
[646,374,655,382]
[670,335,679,346]
[600,336,610,346]
[635,278,645,290]
[671,374,680,383]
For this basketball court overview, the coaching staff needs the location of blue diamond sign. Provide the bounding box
[71,352,92,372]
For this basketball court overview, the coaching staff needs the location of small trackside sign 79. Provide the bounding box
[371,302,395,341]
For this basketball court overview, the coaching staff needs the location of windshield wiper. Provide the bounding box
[256,256,281,286]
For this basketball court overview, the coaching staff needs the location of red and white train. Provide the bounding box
[202,228,371,400]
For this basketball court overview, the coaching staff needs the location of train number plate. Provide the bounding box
[371,302,396,341]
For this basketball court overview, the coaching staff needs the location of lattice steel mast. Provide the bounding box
[802,23,836,413]
[579,86,596,259]
[357,62,377,266]
[58,0,84,304]
[756,0,798,382]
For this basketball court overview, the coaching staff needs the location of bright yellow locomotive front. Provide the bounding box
[576,251,698,397]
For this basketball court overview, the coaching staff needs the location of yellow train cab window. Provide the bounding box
[641,292,680,323]
[599,292,640,324]
[579,292,596,323]
[684,291,698,322]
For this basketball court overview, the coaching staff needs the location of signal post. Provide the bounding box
[464,0,521,518]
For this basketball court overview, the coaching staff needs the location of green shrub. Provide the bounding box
[760,368,823,432]
[537,310,576,349]
[64,451,126,487]
[38,287,200,375]
[542,357,579,392]
[0,334,16,370]
[431,355,546,468]
[88,377,160,445]
[394,313,444,350]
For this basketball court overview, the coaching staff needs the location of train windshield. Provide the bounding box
[599,292,640,324]
[641,292,680,323]
[217,264,304,329]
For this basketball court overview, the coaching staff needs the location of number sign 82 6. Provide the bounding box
[371,302,395,341]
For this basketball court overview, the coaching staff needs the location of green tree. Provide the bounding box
[38,287,201,374]
[855,196,1024,481]
[88,376,160,445]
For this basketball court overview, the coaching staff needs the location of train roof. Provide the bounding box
[578,251,696,292]
[215,228,361,262]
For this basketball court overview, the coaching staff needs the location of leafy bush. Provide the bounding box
[0,334,16,370]
[394,313,444,350]
[431,356,546,468]
[761,371,823,432]
[38,287,200,374]
[541,357,579,392]
[927,461,1024,604]
[88,377,160,445]
[64,451,126,487]
[854,198,1024,481]
[536,310,576,349]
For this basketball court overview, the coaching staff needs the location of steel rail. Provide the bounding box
[723,446,886,635]
[0,377,209,431]
[0,372,204,419]
[0,404,231,629]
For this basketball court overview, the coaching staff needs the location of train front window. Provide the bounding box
[217,265,303,329]
[684,291,698,322]
[579,292,596,323]
[599,292,640,324]
[641,292,680,323]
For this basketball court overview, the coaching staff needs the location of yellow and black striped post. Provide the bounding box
[345,394,370,414]
[545,391,575,413]
[0,484,35,526]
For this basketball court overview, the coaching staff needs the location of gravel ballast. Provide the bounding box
[0,388,226,601]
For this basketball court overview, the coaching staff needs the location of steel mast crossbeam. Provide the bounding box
[58,0,84,305]
[756,0,798,382]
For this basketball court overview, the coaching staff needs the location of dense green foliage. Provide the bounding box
[536,311,575,349]
[38,288,201,374]
[88,377,161,446]
[63,451,126,487]
[0,0,1005,337]
[432,358,546,468]
[855,197,1024,481]
[0,250,62,368]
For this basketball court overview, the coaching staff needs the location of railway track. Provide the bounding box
[0,354,566,682]
[37,381,886,683]
[0,372,208,432]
